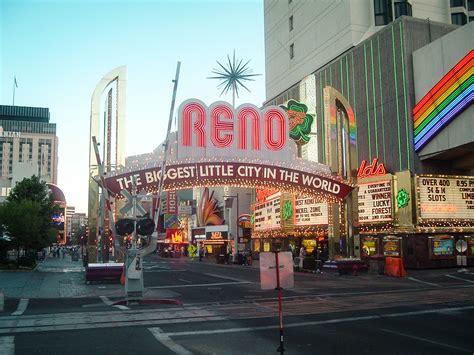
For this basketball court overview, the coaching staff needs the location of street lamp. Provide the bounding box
[224,194,239,263]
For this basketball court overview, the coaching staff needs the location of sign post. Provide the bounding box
[260,250,294,354]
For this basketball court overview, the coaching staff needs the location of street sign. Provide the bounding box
[178,205,192,216]
[120,189,147,216]
[260,252,294,290]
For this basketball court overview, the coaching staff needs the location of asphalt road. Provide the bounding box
[1,255,474,354]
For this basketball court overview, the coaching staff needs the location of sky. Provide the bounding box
[0,0,266,214]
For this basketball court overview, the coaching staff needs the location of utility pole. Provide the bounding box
[153,62,181,231]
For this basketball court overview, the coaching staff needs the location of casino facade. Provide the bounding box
[97,18,472,269]
[259,17,474,268]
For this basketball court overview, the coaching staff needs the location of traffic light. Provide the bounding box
[115,218,134,236]
[137,218,155,236]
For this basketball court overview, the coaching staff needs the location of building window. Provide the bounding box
[289,43,294,59]
[374,0,393,26]
[450,0,465,7]
[289,15,294,31]
[470,16,474,22]
[468,0,474,10]
[394,1,412,18]
[451,12,467,25]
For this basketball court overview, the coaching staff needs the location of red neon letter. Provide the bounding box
[210,105,234,148]
[237,107,260,150]
[182,102,206,147]
[264,108,286,151]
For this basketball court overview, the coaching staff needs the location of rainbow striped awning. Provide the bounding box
[413,50,473,152]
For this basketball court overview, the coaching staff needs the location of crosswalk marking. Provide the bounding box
[155,305,474,338]
[147,281,250,289]
[149,327,193,355]
[11,299,29,316]
[0,336,14,355]
[446,274,474,284]
[407,277,441,287]
[381,328,473,352]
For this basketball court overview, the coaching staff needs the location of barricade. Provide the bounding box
[384,257,406,277]
[85,263,124,283]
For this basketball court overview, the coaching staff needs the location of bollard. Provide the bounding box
[0,291,4,312]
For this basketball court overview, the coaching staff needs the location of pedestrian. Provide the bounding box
[199,245,204,262]
[299,246,306,269]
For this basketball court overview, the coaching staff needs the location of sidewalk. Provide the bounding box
[0,255,177,300]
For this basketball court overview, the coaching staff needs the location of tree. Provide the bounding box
[7,175,51,206]
[0,176,56,264]
[71,224,87,245]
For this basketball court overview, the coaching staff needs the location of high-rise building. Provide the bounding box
[261,2,473,268]
[264,0,470,102]
[66,206,75,242]
[0,105,58,201]
[70,212,87,244]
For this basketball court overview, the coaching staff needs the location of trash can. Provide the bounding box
[369,254,385,275]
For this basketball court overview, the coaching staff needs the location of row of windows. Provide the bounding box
[0,120,56,135]
[450,0,474,10]
[374,0,412,26]
[451,12,473,25]
[286,1,470,61]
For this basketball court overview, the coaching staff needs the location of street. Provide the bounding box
[1,255,474,354]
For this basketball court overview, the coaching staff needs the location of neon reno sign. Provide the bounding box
[178,99,292,162]
[102,99,354,202]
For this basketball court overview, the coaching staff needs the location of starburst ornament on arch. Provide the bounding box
[208,50,261,107]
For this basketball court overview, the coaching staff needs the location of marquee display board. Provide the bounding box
[293,197,328,226]
[103,99,353,202]
[253,194,281,231]
[416,175,474,221]
[358,180,393,223]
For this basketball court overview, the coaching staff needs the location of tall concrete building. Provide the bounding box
[261,1,473,268]
[66,206,75,242]
[0,105,58,201]
[264,0,472,102]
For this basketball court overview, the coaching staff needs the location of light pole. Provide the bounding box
[224,194,239,263]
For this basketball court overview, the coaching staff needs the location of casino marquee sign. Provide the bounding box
[103,99,353,201]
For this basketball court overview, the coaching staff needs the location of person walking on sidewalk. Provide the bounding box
[199,245,204,262]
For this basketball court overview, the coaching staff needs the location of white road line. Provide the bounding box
[407,277,441,287]
[11,299,29,316]
[149,327,193,355]
[100,296,113,305]
[203,273,252,283]
[0,336,14,355]
[178,279,192,283]
[148,281,250,289]
[158,305,474,337]
[381,328,473,352]
[100,296,129,310]
[114,304,130,310]
[446,274,474,284]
